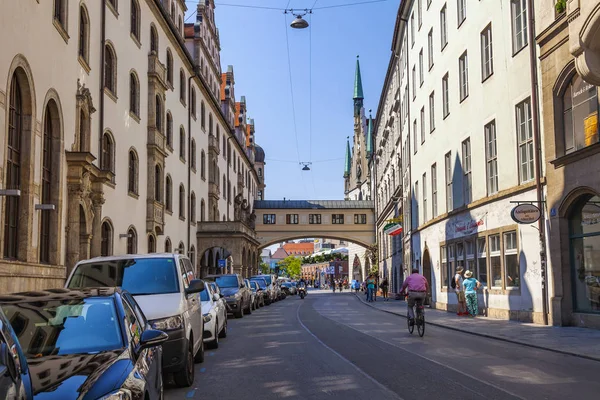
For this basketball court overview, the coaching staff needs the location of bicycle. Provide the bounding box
[405,295,425,337]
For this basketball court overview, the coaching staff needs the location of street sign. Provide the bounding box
[511,203,541,224]
[218,259,226,268]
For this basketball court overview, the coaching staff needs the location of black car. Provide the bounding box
[0,308,32,400]
[203,274,251,318]
[0,288,167,400]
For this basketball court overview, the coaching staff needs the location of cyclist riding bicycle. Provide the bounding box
[400,268,429,325]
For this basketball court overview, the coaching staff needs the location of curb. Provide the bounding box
[353,293,600,363]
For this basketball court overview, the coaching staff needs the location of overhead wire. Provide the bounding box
[308,11,317,198]
[283,13,302,164]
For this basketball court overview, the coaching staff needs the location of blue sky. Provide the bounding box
[186,0,399,200]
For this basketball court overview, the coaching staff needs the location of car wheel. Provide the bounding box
[219,316,228,338]
[245,300,252,315]
[174,338,195,387]
[235,303,243,318]
[208,321,219,349]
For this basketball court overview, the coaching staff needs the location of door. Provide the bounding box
[181,258,203,355]
[422,249,433,306]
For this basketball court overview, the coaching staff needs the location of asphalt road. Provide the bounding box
[165,291,600,399]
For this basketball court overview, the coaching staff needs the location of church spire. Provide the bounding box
[344,137,351,178]
[353,56,364,117]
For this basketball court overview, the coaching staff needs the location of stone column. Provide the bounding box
[65,186,82,275]
[90,192,105,258]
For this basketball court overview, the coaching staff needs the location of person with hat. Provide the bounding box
[454,266,467,316]
[462,270,481,317]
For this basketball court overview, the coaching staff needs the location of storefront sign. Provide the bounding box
[446,215,486,239]
[511,204,541,224]
[383,222,403,236]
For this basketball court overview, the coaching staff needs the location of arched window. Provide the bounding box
[130,0,140,40]
[179,184,185,219]
[79,6,90,63]
[128,149,138,194]
[223,175,227,199]
[222,135,226,157]
[104,44,116,93]
[200,199,206,222]
[148,235,156,253]
[101,221,113,256]
[191,139,196,169]
[180,69,186,103]
[178,242,185,255]
[201,101,206,129]
[155,164,161,202]
[165,175,173,211]
[166,49,173,85]
[54,0,67,28]
[170,3,175,18]
[178,16,183,35]
[561,73,599,155]
[190,245,196,268]
[179,127,186,159]
[209,113,213,135]
[165,237,172,253]
[191,88,196,117]
[227,180,231,203]
[150,25,159,53]
[201,150,206,179]
[40,102,58,264]
[107,0,118,10]
[129,72,139,116]
[166,112,173,148]
[155,95,162,131]
[127,227,137,254]
[191,192,196,222]
[6,74,23,258]
[101,132,114,173]
[258,190,263,200]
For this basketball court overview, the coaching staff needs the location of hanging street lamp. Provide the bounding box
[285,9,311,29]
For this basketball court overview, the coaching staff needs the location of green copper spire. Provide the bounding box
[366,113,373,158]
[344,137,351,178]
[353,56,364,100]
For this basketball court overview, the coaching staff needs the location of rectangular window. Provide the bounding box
[485,120,498,194]
[457,0,466,26]
[465,240,475,272]
[441,245,448,287]
[286,214,299,224]
[440,4,448,49]
[447,244,455,287]
[414,181,419,227]
[422,172,428,222]
[429,92,435,132]
[419,49,424,86]
[418,0,422,27]
[456,242,465,271]
[420,107,426,143]
[459,51,469,101]
[504,231,519,287]
[516,98,534,183]
[411,13,415,46]
[490,234,502,287]
[332,214,344,224]
[428,29,434,69]
[462,138,472,204]
[263,214,276,224]
[354,214,367,224]
[431,163,438,218]
[511,0,528,53]
[413,119,418,154]
[412,66,416,99]
[309,214,321,224]
[477,237,487,286]
[442,73,449,117]
[481,24,493,80]
[445,152,453,212]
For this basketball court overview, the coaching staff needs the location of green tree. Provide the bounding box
[278,255,302,279]
[259,261,270,274]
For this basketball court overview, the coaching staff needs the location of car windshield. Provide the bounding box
[68,258,179,295]
[250,279,267,289]
[200,289,210,301]
[282,283,292,287]
[215,276,238,288]
[1,297,123,356]
[253,275,272,285]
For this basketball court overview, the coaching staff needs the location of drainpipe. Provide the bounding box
[99,2,106,162]
[187,68,198,259]
[527,0,548,326]
[226,135,234,221]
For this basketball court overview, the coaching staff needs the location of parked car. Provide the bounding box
[204,274,251,318]
[244,279,258,311]
[208,282,229,311]
[250,277,270,305]
[200,284,227,349]
[0,308,32,400]
[65,253,206,387]
[249,281,265,308]
[0,288,167,399]
[250,274,277,303]
[281,282,297,295]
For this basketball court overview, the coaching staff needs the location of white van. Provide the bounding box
[65,253,205,387]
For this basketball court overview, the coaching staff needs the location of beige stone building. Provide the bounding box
[0,0,261,293]
[536,0,600,328]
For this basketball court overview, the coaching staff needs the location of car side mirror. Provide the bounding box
[186,279,205,295]
[219,293,224,298]
[240,283,245,289]
[212,293,220,302]
[139,329,169,350]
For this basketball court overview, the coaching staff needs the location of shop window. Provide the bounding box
[561,74,599,155]
[476,238,487,286]
[456,242,465,271]
[441,245,448,287]
[489,234,501,287]
[447,244,455,287]
[504,231,519,287]
[569,195,600,313]
[465,240,475,272]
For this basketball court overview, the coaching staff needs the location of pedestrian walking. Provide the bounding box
[462,270,481,317]
[380,277,389,301]
[366,274,376,302]
[453,267,467,316]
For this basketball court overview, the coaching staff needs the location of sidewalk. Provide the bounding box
[354,293,600,362]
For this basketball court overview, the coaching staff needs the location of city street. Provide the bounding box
[165,291,600,399]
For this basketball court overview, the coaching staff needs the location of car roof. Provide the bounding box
[75,253,183,264]
[0,287,122,304]
[204,274,238,278]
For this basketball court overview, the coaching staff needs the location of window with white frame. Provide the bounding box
[411,13,415,46]
[490,234,502,287]
[422,172,427,222]
[441,245,448,287]
[418,0,422,27]
[419,49,424,86]
[457,0,466,26]
[420,107,425,143]
[459,51,469,101]
[428,29,434,69]
[516,98,534,183]
[286,214,299,224]
[440,4,448,48]
[465,240,475,272]
[332,214,345,224]
[485,120,498,194]
[413,120,418,154]
[462,138,472,204]
[456,242,465,271]
[481,24,493,80]
[511,0,528,53]
[412,66,416,99]
[504,231,519,287]
[447,244,455,287]
[414,181,419,227]
[477,237,487,286]
[429,92,435,132]
[442,73,449,117]
[431,163,438,218]
[445,152,452,212]
[263,214,276,224]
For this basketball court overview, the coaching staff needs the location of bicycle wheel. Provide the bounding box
[407,312,414,334]
[417,314,425,337]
